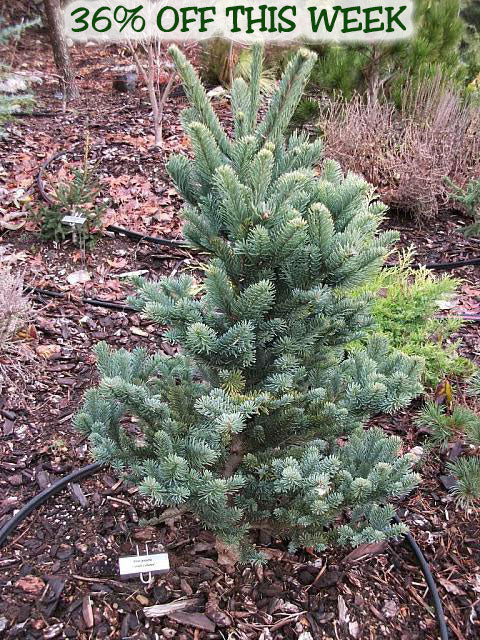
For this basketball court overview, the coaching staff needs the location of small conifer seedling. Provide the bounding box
[76,45,423,562]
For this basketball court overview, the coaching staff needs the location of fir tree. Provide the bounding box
[76,45,423,562]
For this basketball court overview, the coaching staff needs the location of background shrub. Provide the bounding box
[0,16,40,134]
[354,252,474,387]
[0,263,31,350]
[0,258,33,392]
[308,0,472,102]
[320,75,480,219]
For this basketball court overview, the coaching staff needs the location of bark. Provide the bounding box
[44,0,79,101]
[222,435,244,478]
[364,45,393,105]
[155,70,175,147]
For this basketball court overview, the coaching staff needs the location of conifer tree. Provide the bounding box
[311,0,466,100]
[76,45,423,562]
[461,0,480,85]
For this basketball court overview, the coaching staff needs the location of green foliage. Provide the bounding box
[292,97,321,127]
[76,45,423,561]
[416,395,480,506]
[447,177,480,236]
[35,158,106,248]
[0,16,39,45]
[308,45,366,99]
[0,17,40,134]
[354,252,473,387]
[200,39,279,92]
[415,400,480,449]
[447,457,480,506]
[307,0,467,101]
[462,0,480,28]
[234,47,278,95]
[469,370,480,400]
[461,0,480,85]
[0,93,32,130]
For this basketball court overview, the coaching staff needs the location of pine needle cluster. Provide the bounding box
[416,389,480,507]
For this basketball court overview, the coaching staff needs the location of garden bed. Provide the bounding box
[1,29,480,639]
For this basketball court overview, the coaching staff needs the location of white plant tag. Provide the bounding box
[119,552,170,578]
[62,214,86,225]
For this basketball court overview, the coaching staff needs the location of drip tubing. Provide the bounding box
[394,514,449,640]
[11,111,60,118]
[0,459,449,640]
[37,150,69,206]
[26,285,135,312]
[106,224,187,249]
[422,257,480,270]
[0,462,102,549]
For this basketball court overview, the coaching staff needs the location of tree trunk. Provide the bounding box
[43,0,79,101]
[129,41,176,149]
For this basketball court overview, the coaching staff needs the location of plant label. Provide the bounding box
[119,552,170,579]
[62,214,87,225]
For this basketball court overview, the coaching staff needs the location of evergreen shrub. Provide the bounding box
[308,0,467,102]
[34,142,106,249]
[416,393,480,507]
[76,45,423,561]
[356,252,474,387]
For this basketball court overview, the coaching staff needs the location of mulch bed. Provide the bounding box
[1,23,480,640]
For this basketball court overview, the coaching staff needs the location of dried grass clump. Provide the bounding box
[320,75,480,220]
[0,261,33,395]
[0,267,31,349]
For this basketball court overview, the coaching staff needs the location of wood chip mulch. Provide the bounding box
[1,21,480,640]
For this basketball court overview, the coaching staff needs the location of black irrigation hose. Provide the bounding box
[35,150,480,270]
[385,256,480,271]
[0,462,102,549]
[83,296,135,312]
[394,514,449,640]
[26,285,135,312]
[12,111,61,118]
[36,150,69,206]
[423,257,480,271]
[106,224,187,249]
[0,460,449,640]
